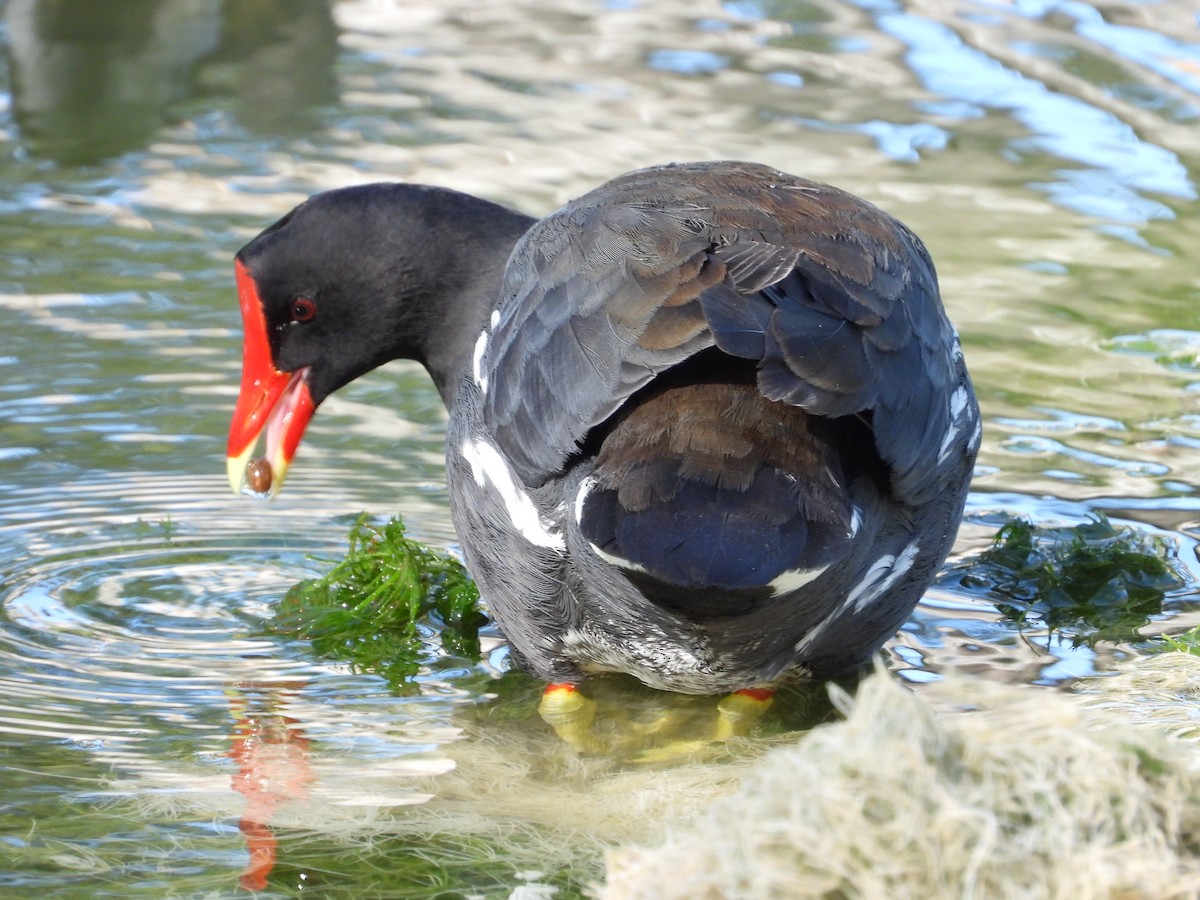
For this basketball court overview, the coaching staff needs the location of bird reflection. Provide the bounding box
[4,0,338,164]
[212,669,844,891]
[226,682,313,892]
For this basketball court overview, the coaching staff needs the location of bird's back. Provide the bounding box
[447,160,979,690]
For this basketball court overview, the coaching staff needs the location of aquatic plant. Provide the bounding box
[1159,625,1200,658]
[267,515,487,689]
[961,514,1184,644]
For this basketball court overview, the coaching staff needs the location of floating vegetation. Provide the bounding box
[1158,625,1200,657]
[961,514,1185,645]
[268,515,487,689]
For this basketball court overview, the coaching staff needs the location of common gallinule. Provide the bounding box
[227,160,979,696]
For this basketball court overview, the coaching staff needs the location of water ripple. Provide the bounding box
[0,468,483,788]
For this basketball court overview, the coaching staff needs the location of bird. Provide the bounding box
[226,160,980,697]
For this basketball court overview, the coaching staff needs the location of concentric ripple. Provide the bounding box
[0,468,496,888]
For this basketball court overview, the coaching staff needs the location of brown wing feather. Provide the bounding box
[482,160,969,505]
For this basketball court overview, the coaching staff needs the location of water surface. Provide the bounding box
[2,0,1200,895]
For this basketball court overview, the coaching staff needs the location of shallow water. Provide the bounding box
[2,0,1199,895]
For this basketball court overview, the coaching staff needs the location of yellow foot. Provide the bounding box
[538,683,598,751]
[539,682,775,757]
[634,690,773,763]
[713,688,774,740]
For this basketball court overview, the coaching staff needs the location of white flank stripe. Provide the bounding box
[471,329,489,393]
[461,437,565,551]
[793,538,922,654]
[937,423,961,465]
[949,384,970,419]
[848,539,920,613]
[574,475,595,524]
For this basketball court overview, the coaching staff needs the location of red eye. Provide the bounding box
[290,298,317,323]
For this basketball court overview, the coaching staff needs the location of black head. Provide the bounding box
[227,181,534,496]
[237,182,533,404]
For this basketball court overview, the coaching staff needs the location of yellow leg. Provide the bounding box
[713,688,774,740]
[538,683,598,750]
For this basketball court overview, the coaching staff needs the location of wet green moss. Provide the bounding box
[268,515,487,690]
[962,514,1185,644]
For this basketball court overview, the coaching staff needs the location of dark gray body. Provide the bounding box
[444,161,978,692]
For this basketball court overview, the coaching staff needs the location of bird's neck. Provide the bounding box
[414,203,536,408]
